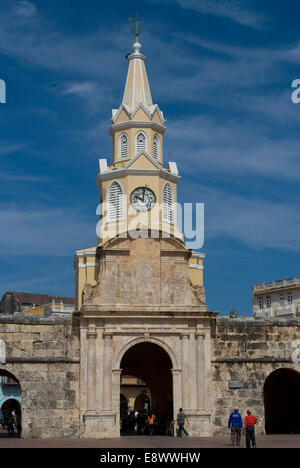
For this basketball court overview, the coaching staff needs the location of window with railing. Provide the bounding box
[1,376,19,386]
[266,296,272,308]
[121,375,146,386]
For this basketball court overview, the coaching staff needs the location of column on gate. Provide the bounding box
[102,332,113,411]
[196,333,206,409]
[86,325,97,412]
[180,334,190,410]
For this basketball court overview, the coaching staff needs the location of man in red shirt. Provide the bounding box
[244,409,258,448]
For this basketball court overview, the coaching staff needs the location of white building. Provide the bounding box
[253,276,300,318]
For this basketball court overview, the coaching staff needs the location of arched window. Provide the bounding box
[107,181,124,222]
[119,133,128,159]
[162,182,174,223]
[136,132,147,154]
[153,134,160,160]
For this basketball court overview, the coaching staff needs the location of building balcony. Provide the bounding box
[253,276,300,293]
[275,304,295,317]
[255,307,272,318]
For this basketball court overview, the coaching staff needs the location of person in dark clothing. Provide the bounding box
[228,407,243,446]
[0,411,5,429]
[16,413,22,438]
[4,412,15,437]
[244,409,258,448]
[137,411,147,435]
[129,411,136,433]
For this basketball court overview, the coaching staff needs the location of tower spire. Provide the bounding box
[121,15,153,111]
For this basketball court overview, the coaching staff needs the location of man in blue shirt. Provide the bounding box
[228,408,243,446]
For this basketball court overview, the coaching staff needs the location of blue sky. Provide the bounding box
[0,0,299,315]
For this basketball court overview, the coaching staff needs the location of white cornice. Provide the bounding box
[97,167,180,185]
[75,250,97,257]
[110,120,166,136]
[111,102,165,126]
[191,252,206,259]
[128,52,146,62]
[188,264,204,270]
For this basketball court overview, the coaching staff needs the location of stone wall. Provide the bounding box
[211,317,300,436]
[0,315,80,438]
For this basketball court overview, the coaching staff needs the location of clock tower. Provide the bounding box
[96,35,183,247]
[74,32,216,439]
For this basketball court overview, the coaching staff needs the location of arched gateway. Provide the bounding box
[120,342,173,435]
[264,368,300,434]
[78,233,214,439]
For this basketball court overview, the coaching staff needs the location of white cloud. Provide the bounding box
[0,205,96,256]
[183,184,300,251]
[14,1,37,22]
[56,80,114,114]
[176,0,265,28]
[166,114,300,181]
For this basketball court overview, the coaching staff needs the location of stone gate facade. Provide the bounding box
[0,312,299,438]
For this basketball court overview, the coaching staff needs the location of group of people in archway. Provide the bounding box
[121,410,159,435]
[120,408,189,437]
[0,408,21,437]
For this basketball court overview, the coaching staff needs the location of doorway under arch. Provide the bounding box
[0,370,22,437]
[120,341,173,435]
[264,368,300,434]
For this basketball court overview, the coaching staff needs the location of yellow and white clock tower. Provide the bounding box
[74,32,216,439]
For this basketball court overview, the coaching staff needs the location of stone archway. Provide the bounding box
[0,369,22,437]
[120,341,173,436]
[264,368,300,434]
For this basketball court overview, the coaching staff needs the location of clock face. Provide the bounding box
[130,187,156,212]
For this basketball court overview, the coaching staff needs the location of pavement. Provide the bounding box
[0,428,299,448]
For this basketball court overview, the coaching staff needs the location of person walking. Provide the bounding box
[176,408,189,438]
[228,407,243,446]
[148,413,156,436]
[0,410,5,430]
[244,409,258,448]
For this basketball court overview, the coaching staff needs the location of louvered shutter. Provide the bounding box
[136,132,146,154]
[107,182,123,222]
[119,134,128,159]
[162,183,174,223]
[153,135,159,160]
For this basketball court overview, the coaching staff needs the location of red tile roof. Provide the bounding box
[3,291,75,305]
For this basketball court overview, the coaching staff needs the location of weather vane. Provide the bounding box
[129,13,143,42]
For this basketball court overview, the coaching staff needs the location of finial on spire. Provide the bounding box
[129,13,143,54]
